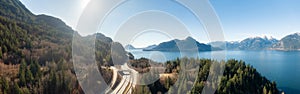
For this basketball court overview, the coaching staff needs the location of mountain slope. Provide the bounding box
[0,5,74,64]
[143,44,157,50]
[239,37,278,50]
[0,0,122,93]
[0,0,34,22]
[274,33,300,50]
[144,37,219,51]
[210,36,279,50]
[211,34,300,51]
[124,44,136,50]
[0,0,80,93]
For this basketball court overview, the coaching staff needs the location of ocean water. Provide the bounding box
[128,49,300,93]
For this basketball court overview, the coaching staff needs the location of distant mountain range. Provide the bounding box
[142,44,157,50]
[124,44,158,50]
[211,33,300,51]
[210,36,279,50]
[126,33,300,51]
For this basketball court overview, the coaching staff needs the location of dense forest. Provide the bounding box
[133,58,279,94]
[0,0,118,93]
[0,0,280,94]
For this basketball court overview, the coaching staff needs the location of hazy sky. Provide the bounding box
[20,0,300,48]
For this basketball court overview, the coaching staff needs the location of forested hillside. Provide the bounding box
[133,58,279,94]
[0,0,118,93]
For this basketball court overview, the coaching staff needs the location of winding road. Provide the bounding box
[108,63,138,94]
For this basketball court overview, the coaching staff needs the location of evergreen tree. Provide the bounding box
[19,59,26,86]
[47,71,57,94]
[12,82,22,94]
[2,46,7,53]
[30,60,41,81]
[1,78,9,94]
[0,48,2,58]
[25,68,33,85]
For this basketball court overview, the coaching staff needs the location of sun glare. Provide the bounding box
[80,0,90,9]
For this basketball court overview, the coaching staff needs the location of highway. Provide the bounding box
[109,63,138,94]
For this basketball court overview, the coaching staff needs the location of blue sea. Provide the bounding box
[128,49,300,93]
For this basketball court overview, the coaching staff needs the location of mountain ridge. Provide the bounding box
[137,33,300,51]
[143,36,220,51]
[0,0,122,93]
[272,33,300,51]
[210,33,300,51]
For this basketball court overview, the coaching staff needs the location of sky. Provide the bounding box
[20,0,300,48]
